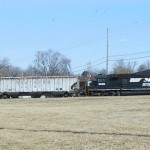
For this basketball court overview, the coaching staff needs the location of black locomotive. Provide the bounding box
[83,70,150,96]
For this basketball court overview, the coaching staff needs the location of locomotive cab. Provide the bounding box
[88,74,122,96]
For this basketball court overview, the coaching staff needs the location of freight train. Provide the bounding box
[1,70,150,99]
[0,76,78,99]
[83,70,150,96]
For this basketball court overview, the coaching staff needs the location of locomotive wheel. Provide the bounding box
[89,92,94,96]
[110,92,116,96]
[116,91,120,96]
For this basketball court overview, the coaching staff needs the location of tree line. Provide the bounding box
[0,49,150,77]
[0,50,71,77]
[87,59,150,76]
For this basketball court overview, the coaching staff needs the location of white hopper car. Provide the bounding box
[0,76,78,98]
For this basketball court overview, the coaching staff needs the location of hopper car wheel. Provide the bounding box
[2,94,9,99]
[63,92,69,97]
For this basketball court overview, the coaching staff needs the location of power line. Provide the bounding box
[73,61,106,73]
[109,50,150,58]
[72,57,106,69]
[110,17,150,32]
[67,18,150,73]
[60,33,106,51]
[60,17,150,53]
[73,55,150,74]
[109,55,150,62]
[72,50,150,70]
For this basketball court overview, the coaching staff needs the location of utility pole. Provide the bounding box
[106,28,109,75]
[36,51,40,76]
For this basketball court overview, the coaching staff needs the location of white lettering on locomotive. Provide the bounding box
[142,83,150,86]
[130,78,142,82]
[98,83,105,85]
[130,78,150,83]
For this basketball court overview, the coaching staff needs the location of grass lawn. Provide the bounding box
[0,96,150,150]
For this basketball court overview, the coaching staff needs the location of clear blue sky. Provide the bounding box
[0,0,150,73]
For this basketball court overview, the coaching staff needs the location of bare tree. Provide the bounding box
[137,60,150,72]
[24,65,36,76]
[85,61,107,75]
[127,61,137,74]
[8,66,23,77]
[34,50,71,76]
[0,58,9,69]
[0,58,10,77]
[111,59,137,74]
[99,68,107,75]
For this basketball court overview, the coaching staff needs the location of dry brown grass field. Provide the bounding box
[0,96,150,150]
